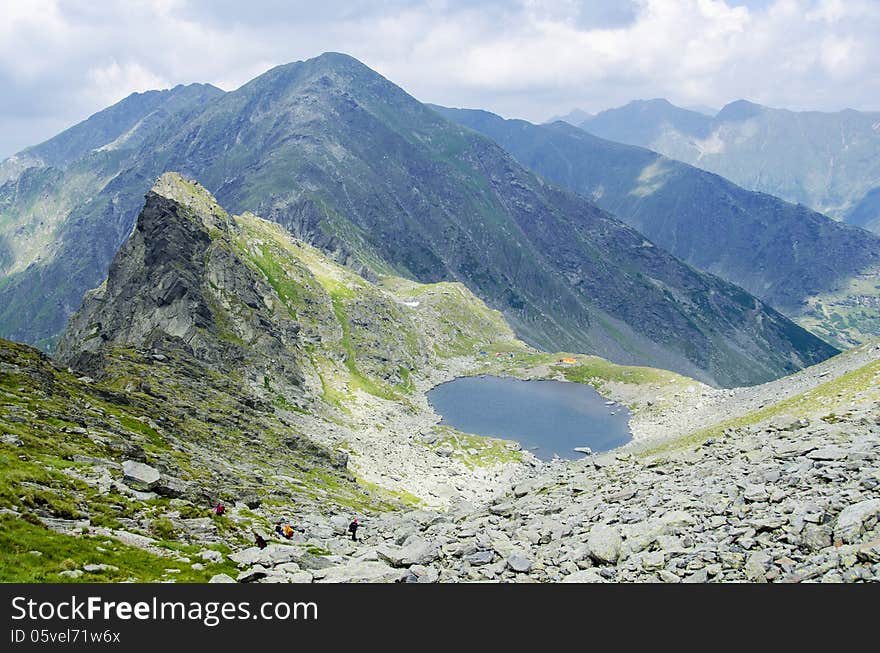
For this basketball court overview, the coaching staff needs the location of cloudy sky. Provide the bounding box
[2,0,879,158]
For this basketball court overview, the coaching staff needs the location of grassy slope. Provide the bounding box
[642,350,880,457]
[797,269,880,348]
[0,515,238,583]
[0,335,396,582]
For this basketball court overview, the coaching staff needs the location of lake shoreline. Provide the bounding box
[427,375,633,461]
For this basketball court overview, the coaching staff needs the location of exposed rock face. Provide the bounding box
[56,173,305,399]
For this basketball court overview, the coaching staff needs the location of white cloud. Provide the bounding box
[85,61,170,108]
[0,0,878,157]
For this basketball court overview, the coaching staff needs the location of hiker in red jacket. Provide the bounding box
[348,518,360,542]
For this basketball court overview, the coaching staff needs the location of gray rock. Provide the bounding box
[562,569,605,583]
[513,479,546,498]
[744,552,772,582]
[287,571,314,584]
[154,475,191,499]
[806,446,847,461]
[404,565,440,583]
[122,460,160,491]
[743,484,768,502]
[330,515,351,535]
[588,525,622,564]
[179,517,216,538]
[83,563,119,573]
[237,566,268,583]
[657,570,681,583]
[229,544,301,568]
[834,499,880,544]
[237,491,262,509]
[856,542,880,564]
[199,549,224,563]
[506,553,533,573]
[297,553,335,571]
[377,536,440,567]
[58,570,83,579]
[314,561,405,583]
[683,569,709,583]
[640,551,666,570]
[209,573,236,583]
[274,562,302,573]
[489,502,515,516]
[800,524,832,551]
[465,550,494,566]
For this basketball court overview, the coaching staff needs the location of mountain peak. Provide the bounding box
[716,99,765,121]
[634,98,674,108]
[544,108,593,126]
[249,51,376,89]
[57,174,304,388]
[150,172,228,226]
[310,51,365,68]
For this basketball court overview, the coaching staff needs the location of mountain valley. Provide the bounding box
[2,173,879,584]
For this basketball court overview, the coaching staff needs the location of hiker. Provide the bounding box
[282,523,295,540]
[274,521,284,537]
[213,502,226,516]
[253,531,268,549]
[348,517,360,542]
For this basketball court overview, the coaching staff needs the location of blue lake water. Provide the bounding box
[427,375,632,460]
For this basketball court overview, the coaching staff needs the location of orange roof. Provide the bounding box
[561,357,577,364]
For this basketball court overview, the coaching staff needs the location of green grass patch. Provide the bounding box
[554,356,678,388]
[424,426,523,470]
[0,514,237,582]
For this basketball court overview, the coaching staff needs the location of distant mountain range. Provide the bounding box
[433,105,880,348]
[543,108,593,126]
[574,98,880,233]
[0,53,836,386]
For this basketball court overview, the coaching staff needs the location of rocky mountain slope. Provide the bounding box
[209,341,880,584]
[579,99,880,232]
[0,53,836,387]
[847,188,880,234]
[4,173,878,583]
[0,172,543,581]
[433,106,880,348]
